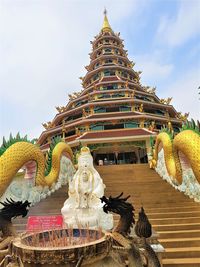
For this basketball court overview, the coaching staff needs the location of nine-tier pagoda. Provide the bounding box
[38,11,186,165]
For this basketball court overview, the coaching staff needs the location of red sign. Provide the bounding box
[27,215,63,231]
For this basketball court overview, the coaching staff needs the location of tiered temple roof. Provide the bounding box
[38,11,187,151]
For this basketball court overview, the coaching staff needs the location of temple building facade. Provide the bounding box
[38,12,187,165]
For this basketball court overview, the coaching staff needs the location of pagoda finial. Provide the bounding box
[102,8,112,32]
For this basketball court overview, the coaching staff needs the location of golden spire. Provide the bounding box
[102,8,112,32]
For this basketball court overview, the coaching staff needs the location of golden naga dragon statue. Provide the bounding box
[149,120,200,186]
[0,134,73,198]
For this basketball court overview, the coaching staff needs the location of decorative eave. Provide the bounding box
[78,128,156,141]
[90,43,126,58]
[80,80,144,96]
[92,33,123,47]
[44,96,180,131]
[56,87,171,113]
[38,111,182,146]
[87,54,132,70]
[40,128,156,150]
[82,65,138,84]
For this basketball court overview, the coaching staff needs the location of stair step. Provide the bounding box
[163,257,200,267]
[146,211,200,219]
[158,229,200,238]
[153,222,200,231]
[140,206,200,213]
[164,247,200,259]
[150,216,200,224]
[159,237,200,248]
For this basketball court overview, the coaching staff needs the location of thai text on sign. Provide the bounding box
[27,215,63,231]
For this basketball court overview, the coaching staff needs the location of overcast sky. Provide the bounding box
[0,0,200,142]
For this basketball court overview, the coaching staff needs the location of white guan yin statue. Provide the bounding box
[61,147,113,230]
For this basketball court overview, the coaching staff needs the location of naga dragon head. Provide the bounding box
[100,193,135,235]
[100,192,134,217]
[0,199,31,220]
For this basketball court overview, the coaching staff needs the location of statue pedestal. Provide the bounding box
[62,207,113,230]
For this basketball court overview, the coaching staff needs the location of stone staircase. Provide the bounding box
[14,164,200,267]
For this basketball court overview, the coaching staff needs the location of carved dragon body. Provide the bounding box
[101,193,161,267]
[150,120,200,185]
[0,135,73,198]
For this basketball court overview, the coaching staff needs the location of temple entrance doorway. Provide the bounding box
[93,148,147,166]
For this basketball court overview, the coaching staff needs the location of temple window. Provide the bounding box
[110,70,115,75]
[104,70,115,76]
[90,124,104,131]
[94,107,106,113]
[74,100,88,107]
[102,84,118,90]
[103,48,112,54]
[104,59,113,65]
[65,116,73,122]
[119,105,131,112]
[98,94,111,99]
[154,109,165,116]
[135,95,154,102]
[104,123,124,130]
[104,70,110,76]
[112,93,125,98]
[118,59,123,65]
[65,113,82,122]
[106,106,120,112]
[108,85,114,90]
[124,122,138,128]
[66,130,76,137]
